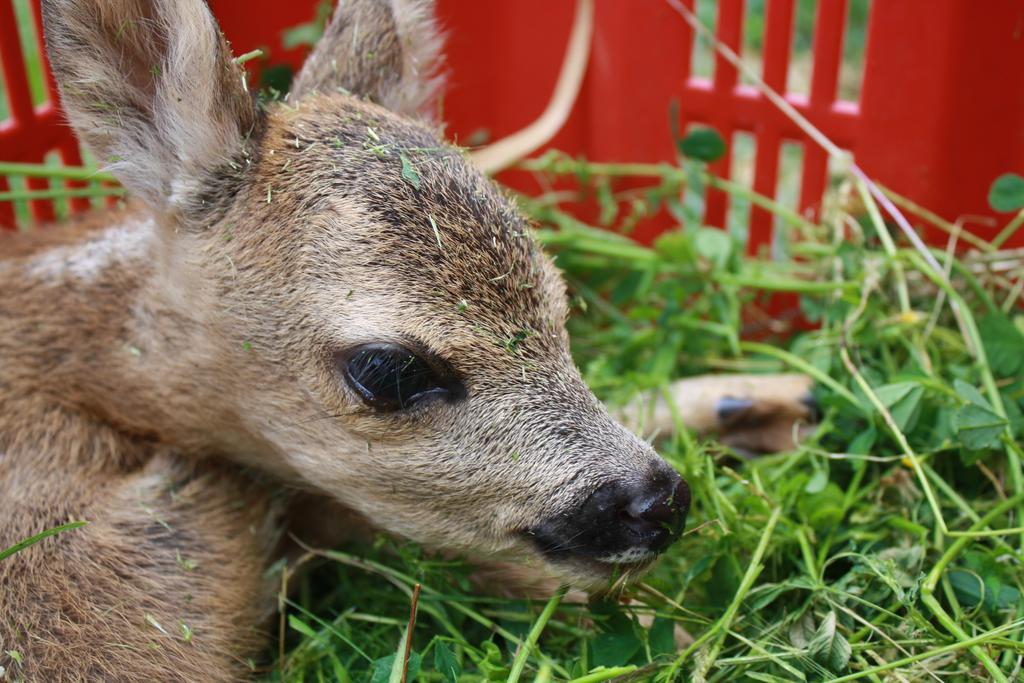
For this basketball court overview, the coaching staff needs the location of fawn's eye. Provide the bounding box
[339,344,462,411]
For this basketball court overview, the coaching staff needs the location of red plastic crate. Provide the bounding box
[2,0,1023,250]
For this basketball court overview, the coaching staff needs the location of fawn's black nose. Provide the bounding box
[528,468,690,566]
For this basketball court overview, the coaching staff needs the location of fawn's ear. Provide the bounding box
[289,0,444,117]
[42,0,260,222]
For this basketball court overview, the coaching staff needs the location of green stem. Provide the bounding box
[233,48,265,65]
[564,666,638,683]
[506,586,568,683]
[827,621,1024,683]
[904,251,1024,541]
[919,494,1024,683]
[992,209,1024,249]
[0,186,125,202]
[0,162,117,182]
[880,185,993,252]
[855,179,911,314]
[671,507,782,680]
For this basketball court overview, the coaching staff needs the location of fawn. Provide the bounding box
[0,0,813,679]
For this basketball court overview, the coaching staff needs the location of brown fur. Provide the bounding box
[1,0,812,679]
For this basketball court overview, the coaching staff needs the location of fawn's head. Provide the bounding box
[42,0,689,588]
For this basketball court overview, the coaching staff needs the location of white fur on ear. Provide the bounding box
[382,0,445,116]
[42,0,259,220]
[288,0,445,118]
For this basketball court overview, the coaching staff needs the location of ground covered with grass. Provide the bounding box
[260,148,1024,682]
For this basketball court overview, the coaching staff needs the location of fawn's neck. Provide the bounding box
[0,207,276,469]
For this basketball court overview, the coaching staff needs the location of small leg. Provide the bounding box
[617,373,816,453]
[1,455,284,682]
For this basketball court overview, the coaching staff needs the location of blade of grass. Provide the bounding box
[0,521,88,561]
[507,586,568,683]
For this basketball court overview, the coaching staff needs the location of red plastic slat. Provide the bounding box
[704,0,745,229]
[856,0,1024,248]
[26,173,53,222]
[809,0,847,106]
[0,174,13,228]
[795,0,848,219]
[762,0,795,90]
[799,145,828,217]
[0,0,32,123]
[678,0,696,85]
[714,0,744,93]
[750,130,781,253]
[749,0,795,251]
[586,1,690,244]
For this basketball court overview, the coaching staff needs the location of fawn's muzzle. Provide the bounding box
[528,466,690,567]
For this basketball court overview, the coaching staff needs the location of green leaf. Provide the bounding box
[747,583,788,611]
[369,656,394,683]
[477,640,508,680]
[282,21,324,49]
[653,230,696,263]
[0,520,88,562]
[874,382,924,433]
[648,617,676,657]
[788,613,816,649]
[400,153,421,190]
[956,551,1024,613]
[950,568,1019,613]
[693,226,733,268]
[369,650,421,683]
[807,611,852,672]
[678,127,726,162]
[953,379,989,408]
[804,469,829,494]
[991,581,1020,610]
[746,674,798,683]
[949,569,986,609]
[288,615,317,639]
[366,626,423,683]
[954,403,1008,450]
[847,425,877,455]
[988,173,1024,212]
[433,640,461,683]
[978,314,1024,376]
[590,607,642,667]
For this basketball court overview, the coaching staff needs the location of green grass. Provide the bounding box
[253,150,1024,682]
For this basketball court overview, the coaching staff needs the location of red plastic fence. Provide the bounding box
[2,0,1023,249]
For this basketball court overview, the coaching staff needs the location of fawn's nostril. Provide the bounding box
[619,476,690,546]
[526,470,691,567]
[623,491,674,532]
